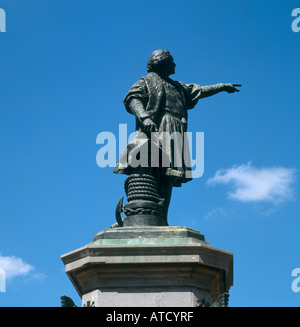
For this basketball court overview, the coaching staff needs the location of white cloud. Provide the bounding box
[207,162,296,203]
[0,255,34,280]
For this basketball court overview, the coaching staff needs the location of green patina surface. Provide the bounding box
[92,236,207,246]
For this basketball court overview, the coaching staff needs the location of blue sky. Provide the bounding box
[0,0,300,307]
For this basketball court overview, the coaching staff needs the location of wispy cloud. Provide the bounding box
[207,162,296,204]
[0,255,34,280]
[205,207,233,220]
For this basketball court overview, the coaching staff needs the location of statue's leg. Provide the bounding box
[158,175,177,226]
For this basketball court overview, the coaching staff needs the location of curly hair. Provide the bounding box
[146,49,172,73]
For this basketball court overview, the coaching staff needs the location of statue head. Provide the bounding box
[146,49,176,77]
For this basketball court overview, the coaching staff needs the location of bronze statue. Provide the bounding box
[113,50,241,227]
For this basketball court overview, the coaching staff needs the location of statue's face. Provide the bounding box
[168,56,176,75]
[163,55,176,76]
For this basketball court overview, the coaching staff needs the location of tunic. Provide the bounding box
[114,72,205,187]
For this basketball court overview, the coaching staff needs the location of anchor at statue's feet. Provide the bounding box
[113,173,166,228]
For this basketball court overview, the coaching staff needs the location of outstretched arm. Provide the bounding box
[199,83,241,98]
[179,82,242,109]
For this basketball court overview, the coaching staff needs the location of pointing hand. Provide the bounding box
[223,83,242,93]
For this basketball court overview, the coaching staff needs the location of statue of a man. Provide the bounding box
[114,50,241,226]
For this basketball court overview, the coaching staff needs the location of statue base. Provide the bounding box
[61,226,233,307]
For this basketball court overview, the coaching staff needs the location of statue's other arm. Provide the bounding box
[123,79,157,132]
[128,98,157,132]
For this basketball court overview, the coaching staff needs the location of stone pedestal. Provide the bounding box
[61,226,233,307]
